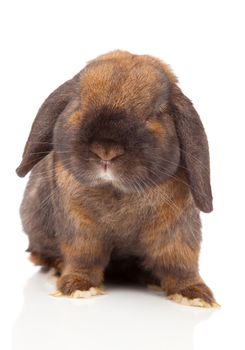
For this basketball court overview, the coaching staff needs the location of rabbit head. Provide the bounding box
[16,50,212,213]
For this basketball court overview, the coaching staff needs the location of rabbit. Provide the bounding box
[16,50,218,307]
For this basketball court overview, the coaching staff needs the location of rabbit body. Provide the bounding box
[17,51,216,306]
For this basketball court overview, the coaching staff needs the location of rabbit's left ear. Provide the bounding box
[171,85,213,213]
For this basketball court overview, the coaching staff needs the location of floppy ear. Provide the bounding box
[16,74,79,177]
[171,85,213,213]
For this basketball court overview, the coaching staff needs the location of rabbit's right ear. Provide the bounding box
[16,74,79,177]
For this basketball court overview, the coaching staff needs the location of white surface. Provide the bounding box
[1,0,245,349]
[9,271,225,350]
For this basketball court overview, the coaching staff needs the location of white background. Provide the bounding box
[1,0,245,349]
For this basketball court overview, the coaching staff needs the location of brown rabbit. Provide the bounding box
[17,50,217,307]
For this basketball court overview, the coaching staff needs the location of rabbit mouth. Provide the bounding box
[98,169,115,182]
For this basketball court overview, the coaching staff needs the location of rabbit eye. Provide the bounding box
[146,118,164,134]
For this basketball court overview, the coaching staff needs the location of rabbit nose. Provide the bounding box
[89,142,125,161]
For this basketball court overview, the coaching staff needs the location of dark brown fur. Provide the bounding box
[17,50,215,304]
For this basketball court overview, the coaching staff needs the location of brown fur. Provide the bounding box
[146,120,166,139]
[80,51,170,118]
[17,50,215,305]
[67,111,82,127]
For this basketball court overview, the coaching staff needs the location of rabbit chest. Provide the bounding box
[67,186,153,239]
[55,158,192,255]
[62,179,191,256]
